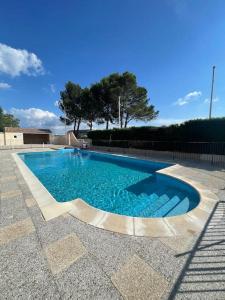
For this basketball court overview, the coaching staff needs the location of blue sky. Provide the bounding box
[0,0,225,133]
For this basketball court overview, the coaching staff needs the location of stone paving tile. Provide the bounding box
[0,234,60,299]
[1,189,22,200]
[0,196,29,226]
[56,254,122,299]
[25,197,36,207]
[160,236,197,254]
[0,217,35,245]
[131,236,187,280]
[111,254,169,300]
[29,206,77,246]
[66,216,136,276]
[44,233,87,274]
[0,175,17,183]
[1,181,21,193]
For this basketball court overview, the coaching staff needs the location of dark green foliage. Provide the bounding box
[88,118,225,142]
[59,72,158,135]
[0,107,20,132]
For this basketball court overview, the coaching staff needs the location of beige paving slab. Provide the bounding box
[0,175,17,183]
[0,218,35,246]
[69,198,107,226]
[44,233,86,275]
[134,217,174,237]
[111,254,169,300]
[165,214,203,236]
[25,197,36,208]
[41,202,74,221]
[187,207,211,227]
[98,212,134,235]
[1,190,22,200]
[160,236,194,253]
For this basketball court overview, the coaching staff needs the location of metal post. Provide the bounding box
[209,66,216,119]
[118,96,121,128]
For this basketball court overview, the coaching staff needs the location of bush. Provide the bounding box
[88,118,225,142]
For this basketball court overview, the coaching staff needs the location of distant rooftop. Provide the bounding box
[4,127,52,134]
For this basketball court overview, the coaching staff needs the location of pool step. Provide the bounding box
[151,191,188,217]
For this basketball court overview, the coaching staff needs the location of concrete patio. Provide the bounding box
[1,149,225,299]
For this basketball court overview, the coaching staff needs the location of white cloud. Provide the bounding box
[50,83,56,93]
[0,82,11,89]
[204,97,219,104]
[0,43,44,77]
[10,107,67,134]
[174,91,202,106]
[54,100,59,107]
[150,118,186,126]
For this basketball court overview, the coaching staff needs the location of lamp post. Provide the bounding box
[209,65,216,119]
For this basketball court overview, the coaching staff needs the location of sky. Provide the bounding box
[0,0,225,133]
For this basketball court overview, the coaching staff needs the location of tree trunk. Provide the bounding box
[76,118,81,137]
[73,118,77,134]
[106,119,109,130]
[90,120,93,130]
[124,114,129,128]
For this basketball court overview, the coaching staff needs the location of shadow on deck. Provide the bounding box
[168,201,225,299]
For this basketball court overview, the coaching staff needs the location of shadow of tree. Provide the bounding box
[168,201,225,299]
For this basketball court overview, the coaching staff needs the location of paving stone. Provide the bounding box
[111,254,169,300]
[131,236,187,280]
[0,199,29,227]
[44,233,86,274]
[0,175,17,183]
[56,254,122,299]
[66,216,136,276]
[25,197,36,207]
[0,234,60,299]
[160,236,196,254]
[1,189,22,200]
[0,217,35,245]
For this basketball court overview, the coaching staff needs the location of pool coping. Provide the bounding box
[12,150,219,237]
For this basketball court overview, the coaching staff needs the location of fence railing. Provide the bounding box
[92,140,225,167]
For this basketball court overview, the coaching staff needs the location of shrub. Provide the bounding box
[88,118,225,142]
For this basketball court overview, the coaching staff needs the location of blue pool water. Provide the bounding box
[19,149,200,217]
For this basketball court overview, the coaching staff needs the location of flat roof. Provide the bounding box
[4,127,52,134]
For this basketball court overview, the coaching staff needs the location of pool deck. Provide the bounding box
[1,148,225,299]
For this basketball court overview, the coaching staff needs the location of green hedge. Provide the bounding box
[88,118,225,142]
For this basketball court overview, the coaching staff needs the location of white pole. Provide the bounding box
[118,96,121,128]
[64,111,67,145]
[209,65,216,119]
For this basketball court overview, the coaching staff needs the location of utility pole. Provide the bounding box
[209,65,216,119]
[118,96,121,128]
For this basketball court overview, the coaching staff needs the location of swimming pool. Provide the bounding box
[19,149,200,218]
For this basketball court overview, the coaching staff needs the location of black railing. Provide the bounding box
[92,140,225,166]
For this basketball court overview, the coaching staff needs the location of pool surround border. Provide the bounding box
[12,150,219,237]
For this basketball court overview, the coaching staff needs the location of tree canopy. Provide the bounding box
[58,72,158,136]
[0,107,20,132]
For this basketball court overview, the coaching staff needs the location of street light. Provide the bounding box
[209,65,216,119]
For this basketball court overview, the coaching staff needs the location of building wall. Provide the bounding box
[4,132,24,145]
[50,134,67,145]
[0,132,5,146]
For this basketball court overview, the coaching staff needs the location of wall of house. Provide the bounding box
[0,133,5,145]
[50,134,67,145]
[4,132,24,145]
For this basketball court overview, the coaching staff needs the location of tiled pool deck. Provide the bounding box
[1,148,225,299]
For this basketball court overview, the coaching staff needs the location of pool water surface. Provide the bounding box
[19,149,200,218]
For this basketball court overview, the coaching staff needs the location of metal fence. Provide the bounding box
[92,140,225,167]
